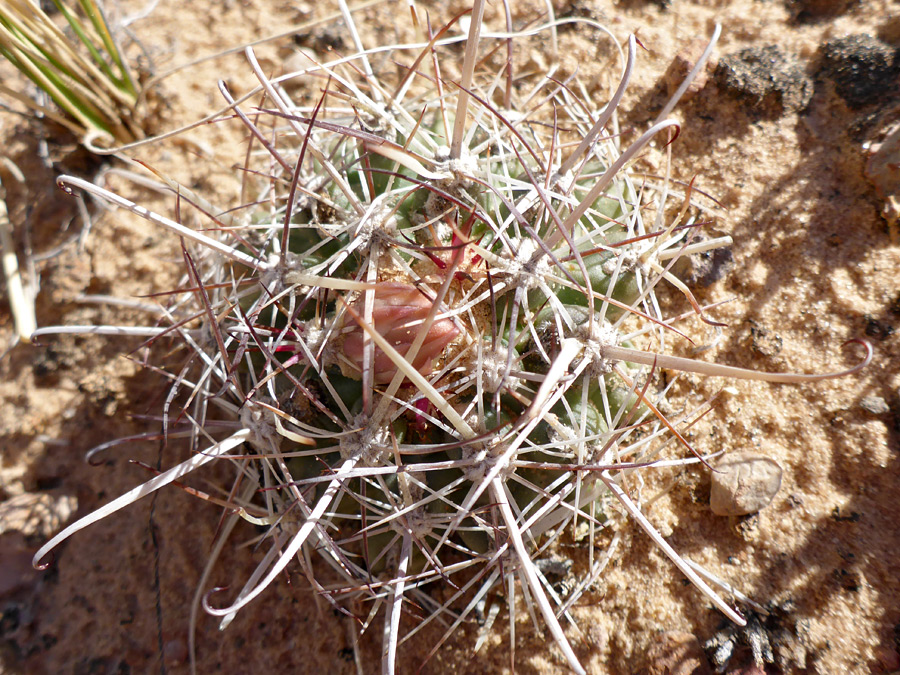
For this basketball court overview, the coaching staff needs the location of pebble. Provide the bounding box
[860,396,890,415]
[164,638,188,666]
[672,238,733,288]
[710,453,783,516]
[663,38,718,103]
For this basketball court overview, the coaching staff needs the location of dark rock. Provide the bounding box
[293,25,346,52]
[819,34,900,108]
[749,322,783,357]
[864,314,895,341]
[715,46,813,116]
[671,240,733,287]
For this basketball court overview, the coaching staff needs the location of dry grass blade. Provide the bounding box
[0,162,35,343]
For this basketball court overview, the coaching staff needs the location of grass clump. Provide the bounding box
[0,0,142,145]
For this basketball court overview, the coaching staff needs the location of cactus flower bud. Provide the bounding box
[341,282,459,384]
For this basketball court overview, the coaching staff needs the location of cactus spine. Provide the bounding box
[33,5,870,673]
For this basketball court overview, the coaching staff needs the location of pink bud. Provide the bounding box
[341,282,459,384]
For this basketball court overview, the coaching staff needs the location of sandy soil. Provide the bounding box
[1,0,899,674]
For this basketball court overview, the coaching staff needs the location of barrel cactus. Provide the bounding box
[33,4,870,673]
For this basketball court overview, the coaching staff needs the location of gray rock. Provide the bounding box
[860,396,890,415]
[710,453,783,516]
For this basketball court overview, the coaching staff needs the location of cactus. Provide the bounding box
[32,4,870,673]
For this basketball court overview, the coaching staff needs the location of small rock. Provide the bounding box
[819,34,899,108]
[664,38,718,103]
[294,25,346,53]
[163,638,188,666]
[860,396,890,415]
[535,556,574,594]
[865,314,896,341]
[672,238,733,287]
[749,322,783,357]
[645,631,711,675]
[715,46,813,115]
[710,453,783,516]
